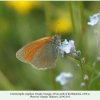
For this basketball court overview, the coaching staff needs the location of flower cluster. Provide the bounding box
[55,12,100,88]
[58,39,75,57]
[56,72,73,85]
[56,39,88,86]
[55,40,75,86]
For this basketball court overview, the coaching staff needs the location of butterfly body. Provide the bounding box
[16,34,61,70]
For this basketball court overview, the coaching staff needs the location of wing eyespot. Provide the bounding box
[24,51,27,55]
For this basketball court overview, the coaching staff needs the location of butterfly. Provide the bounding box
[16,34,61,70]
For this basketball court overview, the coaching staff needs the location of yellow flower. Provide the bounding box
[6,1,42,15]
[51,13,72,34]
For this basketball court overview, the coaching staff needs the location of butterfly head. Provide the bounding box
[52,34,61,46]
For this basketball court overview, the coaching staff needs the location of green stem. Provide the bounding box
[80,1,85,35]
[88,71,98,90]
[79,2,84,54]
[88,29,100,89]
[91,75,99,83]
[69,2,77,40]
[79,57,85,76]
[50,69,56,90]
[97,32,100,55]
[66,55,99,74]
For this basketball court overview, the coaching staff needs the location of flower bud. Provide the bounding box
[80,82,86,87]
[76,50,81,56]
[81,57,85,64]
[72,53,78,58]
[84,74,89,81]
[75,63,80,68]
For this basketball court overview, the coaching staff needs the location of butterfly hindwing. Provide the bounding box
[30,41,58,69]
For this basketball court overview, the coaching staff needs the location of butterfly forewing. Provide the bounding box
[16,37,52,63]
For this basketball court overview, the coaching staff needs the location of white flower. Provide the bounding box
[87,12,100,26]
[56,72,73,85]
[58,39,75,57]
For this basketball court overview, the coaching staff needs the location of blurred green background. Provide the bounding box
[0,1,100,90]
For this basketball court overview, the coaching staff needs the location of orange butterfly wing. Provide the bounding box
[16,36,52,63]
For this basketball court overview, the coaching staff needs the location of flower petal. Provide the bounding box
[58,39,75,55]
[55,72,73,85]
[87,12,100,26]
